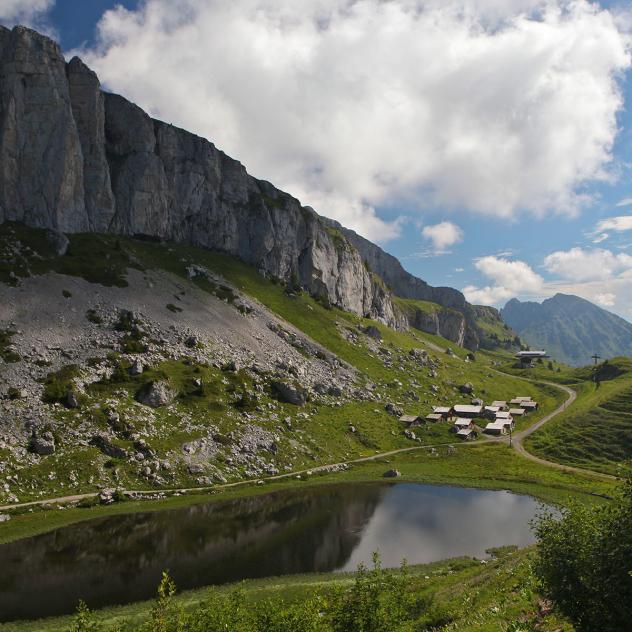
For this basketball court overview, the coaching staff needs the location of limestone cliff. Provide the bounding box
[0,25,481,347]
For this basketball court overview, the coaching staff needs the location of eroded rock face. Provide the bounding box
[0,26,87,232]
[0,26,484,346]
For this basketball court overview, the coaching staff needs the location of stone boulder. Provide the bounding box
[362,325,382,340]
[129,359,144,376]
[459,382,474,394]
[90,434,128,459]
[384,402,403,417]
[45,229,70,256]
[271,381,307,406]
[135,380,175,408]
[30,431,55,456]
[383,469,401,478]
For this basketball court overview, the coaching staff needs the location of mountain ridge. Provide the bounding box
[0,24,512,350]
[501,293,632,366]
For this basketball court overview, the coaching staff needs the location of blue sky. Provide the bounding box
[3,0,632,318]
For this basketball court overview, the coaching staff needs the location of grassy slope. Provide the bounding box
[525,358,632,476]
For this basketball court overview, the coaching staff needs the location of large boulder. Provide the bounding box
[385,402,403,417]
[30,431,55,456]
[459,382,474,394]
[135,380,175,408]
[271,381,307,406]
[90,434,128,459]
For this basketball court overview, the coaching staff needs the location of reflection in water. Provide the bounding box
[0,483,544,621]
[341,484,541,570]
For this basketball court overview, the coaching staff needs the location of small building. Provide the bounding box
[399,414,423,427]
[484,405,501,418]
[491,400,507,410]
[484,421,507,435]
[515,350,549,366]
[495,411,514,430]
[456,427,478,441]
[521,401,539,411]
[453,418,473,432]
[453,404,483,419]
[426,413,443,422]
[509,408,525,417]
[432,406,453,421]
[510,397,530,406]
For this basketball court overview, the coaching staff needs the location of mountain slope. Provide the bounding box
[501,293,632,366]
[0,222,565,506]
[0,24,493,349]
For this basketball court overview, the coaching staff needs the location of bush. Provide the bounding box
[42,365,81,404]
[67,557,428,632]
[534,478,632,631]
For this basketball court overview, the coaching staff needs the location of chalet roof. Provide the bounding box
[453,404,483,414]
[454,418,473,426]
[426,413,442,420]
[491,400,507,407]
[433,407,452,414]
[485,405,500,412]
[485,421,506,430]
[495,411,512,419]
[522,401,538,408]
[456,428,476,436]
[509,408,525,415]
[399,415,420,423]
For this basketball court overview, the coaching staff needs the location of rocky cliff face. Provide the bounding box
[325,220,480,347]
[0,25,479,346]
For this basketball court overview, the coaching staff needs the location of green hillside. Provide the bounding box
[526,358,632,476]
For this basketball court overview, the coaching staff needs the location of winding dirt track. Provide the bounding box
[0,374,615,513]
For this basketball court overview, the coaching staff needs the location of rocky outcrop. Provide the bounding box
[0,26,86,232]
[136,380,176,408]
[0,26,485,346]
[325,219,481,347]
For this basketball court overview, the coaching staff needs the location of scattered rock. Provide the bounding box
[0,514,11,522]
[129,359,144,376]
[362,325,382,340]
[383,469,401,478]
[459,383,474,394]
[66,390,79,409]
[184,335,198,348]
[90,434,128,459]
[45,229,69,256]
[136,380,175,408]
[384,402,403,417]
[30,431,55,456]
[271,380,307,406]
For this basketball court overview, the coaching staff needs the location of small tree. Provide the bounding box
[68,601,101,632]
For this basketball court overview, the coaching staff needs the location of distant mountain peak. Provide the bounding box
[501,293,632,366]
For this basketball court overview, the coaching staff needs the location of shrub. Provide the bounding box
[42,365,81,404]
[534,477,632,632]
[85,309,103,325]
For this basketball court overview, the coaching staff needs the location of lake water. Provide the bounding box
[0,483,545,621]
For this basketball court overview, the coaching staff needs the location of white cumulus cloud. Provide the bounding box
[422,221,463,252]
[544,247,632,282]
[463,256,544,305]
[594,292,616,306]
[77,0,631,241]
[0,0,54,27]
[616,198,632,207]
